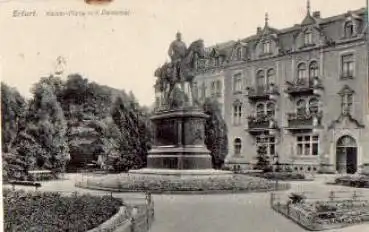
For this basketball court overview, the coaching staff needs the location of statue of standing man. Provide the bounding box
[168,32,187,80]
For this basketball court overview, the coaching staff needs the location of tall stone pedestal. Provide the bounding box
[147,107,212,170]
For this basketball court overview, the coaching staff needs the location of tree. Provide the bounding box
[203,98,228,169]
[25,83,70,172]
[111,95,152,172]
[1,83,29,180]
[254,144,272,172]
[1,83,27,153]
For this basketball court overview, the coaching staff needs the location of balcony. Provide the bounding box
[286,111,323,130]
[247,114,278,134]
[285,77,323,96]
[246,83,279,101]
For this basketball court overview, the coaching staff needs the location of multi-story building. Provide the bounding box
[194,3,369,174]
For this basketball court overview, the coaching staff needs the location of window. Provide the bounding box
[341,54,354,78]
[309,61,319,80]
[233,102,242,125]
[296,99,307,115]
[256,135,275,156]
[233,73,242,93]
[344,21,354,38]
[237,47,243,60]
[200,82,206,99]
[263,40,271,54]
[266,102,275,118]
[308,98,319,114]
[341,93,353,115]
[193,82,198,99]
[297,63,307,81]
[304,31,313,45]
[211,81,216,96]
[256,103,265,117]
[256,70,266,91]
[216,80,222,96]
[296,135,319,156]
[267,69,275,86]
[234,138,242,156]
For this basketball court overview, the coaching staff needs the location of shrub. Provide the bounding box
[262,172,305,180]
[4,189,123,232]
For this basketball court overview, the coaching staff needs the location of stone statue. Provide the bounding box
[155,32,205,109]
[168,32,187,63]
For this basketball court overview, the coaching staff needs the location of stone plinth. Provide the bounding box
[147,107,212,170]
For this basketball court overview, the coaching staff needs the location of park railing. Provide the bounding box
[270,190,369,231]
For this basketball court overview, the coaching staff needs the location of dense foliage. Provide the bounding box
[111,95,152,171]
[203,98,228,169]
[3,189,123,232]
[1,83,28,180]
[2,74,152,177]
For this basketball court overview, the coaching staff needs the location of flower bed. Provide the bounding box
[3,189,123,232]
[249,172,308,181]
[76,174,290,194]
[334,175,369,188]
[272,193,369,230]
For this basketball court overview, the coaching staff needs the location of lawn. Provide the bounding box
[3,188,123,232]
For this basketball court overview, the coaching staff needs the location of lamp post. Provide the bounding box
[273,153,280,190]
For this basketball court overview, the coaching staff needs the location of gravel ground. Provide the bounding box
[5,174,369,232]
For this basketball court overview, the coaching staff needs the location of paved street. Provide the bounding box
[5,174,369,232]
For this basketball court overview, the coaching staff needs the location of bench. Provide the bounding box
[8,180,42,190]
[28,170,52,181]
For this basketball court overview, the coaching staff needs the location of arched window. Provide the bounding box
[344,21,354,38]
[233,101,242,125]
[296,99,306,115]
[256,103,265,117]
[256,70,266,90]
[308,97,319,114]
[234,138,242,156]
[297,63,307,81]
[267,69,275,86]
[309,61,319,81]
[337,135,356,147]
[266,102,275,118]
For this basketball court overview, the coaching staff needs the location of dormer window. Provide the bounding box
[344,21,354,38]
[304,31,313,45]
[263,40,271,54]
[237,47,243,60]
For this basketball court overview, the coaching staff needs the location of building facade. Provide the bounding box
[194,4,369,174]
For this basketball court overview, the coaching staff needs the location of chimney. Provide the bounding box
[313,11,321,18]
[257,27,262,34]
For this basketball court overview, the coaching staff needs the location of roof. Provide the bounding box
[203,7,367,60]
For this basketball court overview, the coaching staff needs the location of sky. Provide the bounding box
[0,0,367,106]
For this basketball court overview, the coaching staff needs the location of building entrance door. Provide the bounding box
[336,135,357,174]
